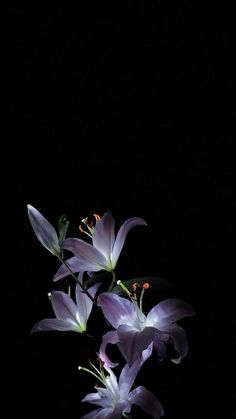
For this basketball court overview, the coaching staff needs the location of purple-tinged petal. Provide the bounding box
[75,275,100,326]
[51,291,78,321]
[62,238,109,271]
[81,407,110,419]
[146,298,195,329]
[110,402,132,419]
[128,386,164,419]
[31,318,80,333]
[82,405,128,419]
[119,344,153,395]
[158,323,189,364]
[82,392,103,405]
[99,330,120,368]
[92,212,115,261]
[152,334,168,362]
[27,205,60,255]
[53,257,82,282]
[111,217,147,267]
[98,293,137,329]
[117,325,155,366]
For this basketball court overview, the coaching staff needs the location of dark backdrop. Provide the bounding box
[3,3,232,419]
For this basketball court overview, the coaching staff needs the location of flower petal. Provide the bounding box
[53,257,82,282]
[75,274,100,327]
[157,323,189,364]
[128,386,164,419]
[111,217,147,267]
[99,330,120,368]
[97,293,137,329]
[152,334,168,362]
[81,407,110,419]
[31,318,81,333]
[92,212,115,261]
[146,298,195,328]
[82,392,102,405]
[62,238,109,271]
[51,291,78,322]
[111,402,132,419]
[118,325,155,366]
[27,205,60,255]
[119,344,153,395]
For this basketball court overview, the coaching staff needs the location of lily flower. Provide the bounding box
[80,345,164,419]
[27,204,60,256]
[53,211,147,281]
[31,273,100,334]
[98,282,195,367]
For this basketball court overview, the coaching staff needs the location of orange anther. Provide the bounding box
[142,282,150,290]
[93,213,101,222]
[132,282,140,292]
[79,225,84,233]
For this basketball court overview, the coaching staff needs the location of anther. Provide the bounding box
[93,213,101,222]
[132,282,140,292]
[79,225,84,233]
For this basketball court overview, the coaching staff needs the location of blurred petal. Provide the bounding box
[62,238,109,270]
[51,291,78,321]
[31,318,80,333]
[98,293,137,329]
[92,212,115,261]
[81,407,109,419]
[27,205,59,255]
[146,298,195,328]
[128,386,164,419]
[53,257,82,282]
[118,325,155,366]
[111,217,147,267]
[158,323,189,363]
[111,402,131,418]
[99,330,119,368]
[82,392,102,405]
[75,275,100,326]
[119,343,153,394]
[152,334,168,362]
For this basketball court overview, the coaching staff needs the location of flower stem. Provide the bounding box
[57,255,98,306]
[108,271,116,292]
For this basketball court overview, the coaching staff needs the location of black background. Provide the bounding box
[3,2,233,419]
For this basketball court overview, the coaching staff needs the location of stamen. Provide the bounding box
[79,223,93,238]
[132,282,140,292]
[81,217,89,225]
[139,283,150,312]
[117,280,131,297]
[93,213,101,222]
[78,365,104,385]
[79,225,84,233]
[79,214,101,237]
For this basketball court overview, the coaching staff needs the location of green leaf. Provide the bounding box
[112,276,172,295]
[58,214,69,245]
[84,271,111,288]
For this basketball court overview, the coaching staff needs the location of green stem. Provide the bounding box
[57,255,98,307]
[107,271,116,292]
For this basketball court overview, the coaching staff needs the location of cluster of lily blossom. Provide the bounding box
[28,205,195,419]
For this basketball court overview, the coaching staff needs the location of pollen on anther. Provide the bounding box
[142,282,150,290]
[79,225,84,233]
[132,282,140,292]
[93,213,101,222]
